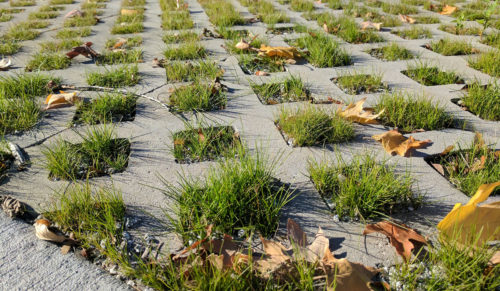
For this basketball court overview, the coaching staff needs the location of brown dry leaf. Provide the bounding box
[437,181,500,246]
[112,38,127,49]
[323,249,379,291]
[255,70,269,76]
[152,57,166,68]
[0,58,12,71]
[323,23,329,33]
[399,14,416,24]
[306,227,329,262]
[485,251,500,275]
[34,219,67,243]
[258,44,301,59]
[61,244,72,255]
[44,91,80,110]
[257,236,291,275]
[235,38,250,50]
[469,155,486,173]
[337,97,384,124]
[440,4,458,15]
[66,42,99,59]
[287,218,307,247]
[440,145,454,156]
[432,163,445,176]
[363,221,427,261]
[64,9,83,18]
[361,21,382,31]
[372,130,431,157]
[121,8,139,15]
[197,128,205,143]
[474,131,485,148]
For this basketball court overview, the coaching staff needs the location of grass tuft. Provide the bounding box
[25,53,71,71]
[393,26,432,39]
[402,63,464,86]
[276,105,354,146]
[309,152,421,220]
[334,72,387,94]
[165,61,223,82]
[86,65,140,88]
[164,42,206,60]
[369,43,414,61]
[460,82,500,121]
[427,38,476,56]
[250,75,311,104]
[287,33,351,67]
[169,81,226,112]
[73,93,137,125]
[468,50,500,77]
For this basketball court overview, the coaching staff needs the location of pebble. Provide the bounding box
[109,265,118,275]
[100,239,107,250]
[126,280,135,287]
[333,214,340,222]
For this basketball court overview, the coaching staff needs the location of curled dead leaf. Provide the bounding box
[112,38,127,50]
[0,196,25,218]
[361,21,382,31]
[437,181,500,246]
[255,70,270,76]
[235,38,250,50]
[258,44,301,59]
[372,130,432,157]
[121,8,139,15]
[64,9,83,18]
[0,58,12,71]
[44,91,80,110]
[287,218,307,247]
[337,97,384,124]
[66,42,100,59]
[440,145,454,156]
[34,219,67,243]
[398,14,416,24]
[363,221,427,261]
[439,4,457,15]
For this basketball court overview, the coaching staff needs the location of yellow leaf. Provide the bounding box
[361,21,382,31]
[337,97,384,124]
[121,8,139,15]
[372,130,431,157]
[44,91,80,109]
[439,4,457,15]
[34,219,66,243]
[235,38,250,50]
[398,14,416,24]
[257,44,301,59]
[437,181,500,246]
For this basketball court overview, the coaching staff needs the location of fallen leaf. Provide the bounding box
[323,23,329,33]
[0,58,12,71]
[235,38,250,50]
[34,219,67,243]
[61,244,71,255]
[484,251,500,275]
[399,14,416,24]
[432,163,445,176]
[469,155,486,173]
[121,8,139,15]
[439,4,457,15]
[363,221,427,261]
[437,181,500,246]
[152,57,166,68]
[255,70,269,76]
[323,248,379,291]
[440,145,454,156]
[66,42,100,59]
[197,128,205,142]
[361,21,382,31]
[112,37,127,49]
[44,91,80,109]
[474,132,485,149]
[258,44,301,59]
[372,130,432,157]
[287,218,307,247]
[337,97,384,124]
[64,9,82,18]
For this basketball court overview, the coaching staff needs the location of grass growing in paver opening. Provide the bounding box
[86,65,140,88]
[369,43,414,61]
[198,0,245,27]
[426,38,477,56]
[0,41,21,55]
[43,183,126,251]
[0,73,60,98]
[0,14,13,22]
[309,153,421,220]
[111,22,144,34]
[73,93,137,125]
[4,26,39,41]
[18,20,50,29]
[49,0,73,4]
[165,61,223,82]
[250,75,311,105]
[290,0,315,12]
[392,26,432,39]
[414,15,440,24]
[402,63,464,86]
[81,2,106,10]
[239,0,289,25]
[460,82,500,121]
[9,0,34,6]
[438,24,481,35]
[427,135,500,197]
[363,11,402,27]
[238,54,286,75]
[43,126,131,180]
[275,105,354,147]
[333,72,388,95]
[172,125,241,163]
[0,96,41,135]
[25,53,71,71]
[468,50,500,77]
[224,35,267,55]
[482,32,500,49]
[29,11,60,20]
[56,27,92,39]
[287,33,351,68]
[169,81,227,112]
[163,42,206,60]
[96,49,143,65]
[162,31,198,44]
[381,2,418,14]
[375,92,454,133]
[162,10,194,30]
[64,14,98,27]
[319,14,384,44]
[162,149,295,241]
[105,36,142,49]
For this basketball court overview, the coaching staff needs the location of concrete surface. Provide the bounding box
[0,0,499,289]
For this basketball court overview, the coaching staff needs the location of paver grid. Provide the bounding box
[0,0,499,287]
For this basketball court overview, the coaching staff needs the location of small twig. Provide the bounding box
[59,85,171,111]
